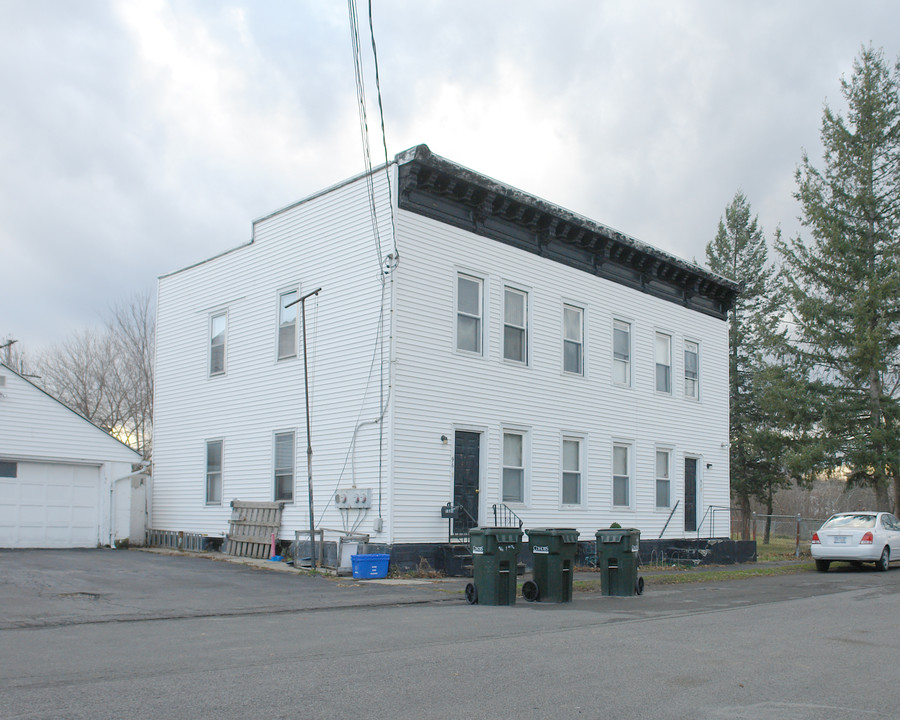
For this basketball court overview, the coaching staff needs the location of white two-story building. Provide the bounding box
[152,145,739,566]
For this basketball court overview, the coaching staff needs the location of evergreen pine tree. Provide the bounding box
[779,46,900,511]
[706,192,788,538]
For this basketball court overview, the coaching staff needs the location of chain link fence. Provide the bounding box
[745,513,827,558]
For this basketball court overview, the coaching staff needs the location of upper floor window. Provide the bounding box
[206,439,223,505]
[457,274,483,354]
[613,320,631,386]
[563,305,584,375]
[656,449,671,508]
[503,287,528,364]
[655,332,672,394]
[210,313,227,376]
[274,431,295,502]
[612,443,630,507]
[684,340,699,399]
[278,290,299,360]
[562,437,582,505]
[502,431,525,502]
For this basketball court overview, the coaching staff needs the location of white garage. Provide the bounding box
[0,364,143,548]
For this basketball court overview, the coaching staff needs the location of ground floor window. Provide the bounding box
[206,439,223,505]
[656,449,671,507]
[562,437,582,505]
[502,431,525,502]
[612,443,630,507]
[274,431,295,502]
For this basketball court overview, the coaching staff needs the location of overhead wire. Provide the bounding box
[368,0,397,259]
[347,0,389,277]
[340,0,396,533]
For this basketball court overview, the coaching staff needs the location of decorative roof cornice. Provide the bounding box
[395,144,739,319]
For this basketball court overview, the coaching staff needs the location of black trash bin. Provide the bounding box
[522,528,579,603]
[595,528,643,596]
[465,527,523,605]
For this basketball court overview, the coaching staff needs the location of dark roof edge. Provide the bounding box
[394,144,740,319]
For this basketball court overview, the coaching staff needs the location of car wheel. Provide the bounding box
[815,559,830,572]
[876,547,889,572]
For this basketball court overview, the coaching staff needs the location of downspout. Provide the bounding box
[109,462,150,548]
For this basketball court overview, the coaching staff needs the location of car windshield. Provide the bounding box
[821,514,876,529]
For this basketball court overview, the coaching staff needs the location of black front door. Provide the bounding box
[453,431,480,533]
[684,457,698,532]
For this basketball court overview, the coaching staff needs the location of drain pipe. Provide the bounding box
[109,462,150,548]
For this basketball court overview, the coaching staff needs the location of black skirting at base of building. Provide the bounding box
[335,537,758,576]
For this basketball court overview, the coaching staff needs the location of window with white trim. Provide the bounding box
[502,431,525,502]
[278,290,299,360]
[684,340,699,399]
[274,431,295,502]
[656,449,671,508]
[563,305,583,375]
[613,320,631,386]
[457,274,483,354]
[206,439,223,505]
[612,443,630,507]
[503,287,528,363]
[655,332,672,394]
[562,437,582,505]
[209,312,227,376]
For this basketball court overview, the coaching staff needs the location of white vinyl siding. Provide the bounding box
[503,287,528,364]
[563,305,583,375]
[656,449,670,508]
[612,443,630,507]
[684,340,699,399]
[613,320,631,386]
[457,273,483,354]
[655,332,672,394]
[502,431,525,502]
[274,431,295,502]
[206,439,223,505]
[561,437,582,505]
[278,290,299,360]
[154,169,395,537]
[0,367,141,548]
[209,312,227,376]
[153,162,732,543]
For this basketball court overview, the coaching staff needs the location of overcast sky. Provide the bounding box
[2,1,899,351]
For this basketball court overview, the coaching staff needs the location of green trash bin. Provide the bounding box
[522,528,579,603]
[465,527,523,606]
[595,528,643,596]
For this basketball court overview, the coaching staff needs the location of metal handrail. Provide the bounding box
[697,504,733,539]
[659,499,680,538]
[492,503,523,528]
[442,503,478,544]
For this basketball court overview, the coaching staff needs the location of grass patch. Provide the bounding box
[572,561,815,592]
[754,535,810,562]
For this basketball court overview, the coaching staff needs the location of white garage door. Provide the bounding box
[0,462,101,548]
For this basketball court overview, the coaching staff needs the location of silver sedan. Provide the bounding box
[810,511,900,572]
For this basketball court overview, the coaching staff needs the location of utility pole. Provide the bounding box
[287,288,321,568]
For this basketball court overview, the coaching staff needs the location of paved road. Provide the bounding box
[2,550,899,719]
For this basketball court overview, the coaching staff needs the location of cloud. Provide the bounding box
[1,0,899,349]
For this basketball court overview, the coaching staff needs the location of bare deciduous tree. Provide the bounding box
[34,291,155,460]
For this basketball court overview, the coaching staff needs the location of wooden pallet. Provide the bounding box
[225,500,286,558]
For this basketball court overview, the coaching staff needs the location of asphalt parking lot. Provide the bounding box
[0,548,466,630]
[3,549,900,719]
